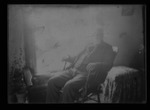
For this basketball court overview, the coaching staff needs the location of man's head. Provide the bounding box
[86,29,104,48]
[94,29,104,45]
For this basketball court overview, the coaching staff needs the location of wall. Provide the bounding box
[101,5,143,66]
[8,5,143,75]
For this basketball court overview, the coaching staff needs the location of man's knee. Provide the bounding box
[47,70,68,88]
[62,82,82,102]
[47,76,58,87]
[63,82,76,93]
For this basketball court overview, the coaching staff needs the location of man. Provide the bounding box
[46,30,115,103]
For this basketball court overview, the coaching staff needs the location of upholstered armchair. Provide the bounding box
[76,47,118,103]
[100,66,145,103]
[76,62,113,103]
[79,65,145,103]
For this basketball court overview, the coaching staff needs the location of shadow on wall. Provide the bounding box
[113,32,143,67]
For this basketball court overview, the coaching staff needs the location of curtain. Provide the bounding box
[8,5,37,95]
[23,21,37,75]
[8,6,26,103]
[22,7,37,75]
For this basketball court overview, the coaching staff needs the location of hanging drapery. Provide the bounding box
[8,6,26,103]
[23,8,37,75]
[8,5,37,78]
[8,6,25,74]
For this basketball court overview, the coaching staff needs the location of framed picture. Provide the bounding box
[122,6,134,16]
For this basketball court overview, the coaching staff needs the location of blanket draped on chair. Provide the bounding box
[100,66,145,103]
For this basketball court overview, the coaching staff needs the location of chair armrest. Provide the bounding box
[85,62,112,92]
[86,62,110,75]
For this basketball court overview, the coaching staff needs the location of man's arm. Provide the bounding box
[62,46,87,63]
[62,55,76,64]
[86,47,116,74]
[86,62,105,73]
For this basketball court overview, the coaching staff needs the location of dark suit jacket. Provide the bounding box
[67,42,115,72]
[84,42,114,65]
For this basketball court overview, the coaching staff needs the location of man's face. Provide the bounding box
[95,29,104,44]
[94,35,103,45]
[87,30,103,46]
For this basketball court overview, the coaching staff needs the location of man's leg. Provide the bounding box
[61,74,87,103]
[46,70,74,103]
[87,65,110,93]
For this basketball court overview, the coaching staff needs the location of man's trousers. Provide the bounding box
[46,69,87,103]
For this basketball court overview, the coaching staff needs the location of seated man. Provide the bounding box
[46,30,115,103]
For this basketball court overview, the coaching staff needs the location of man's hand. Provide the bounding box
[62,55,70,62]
